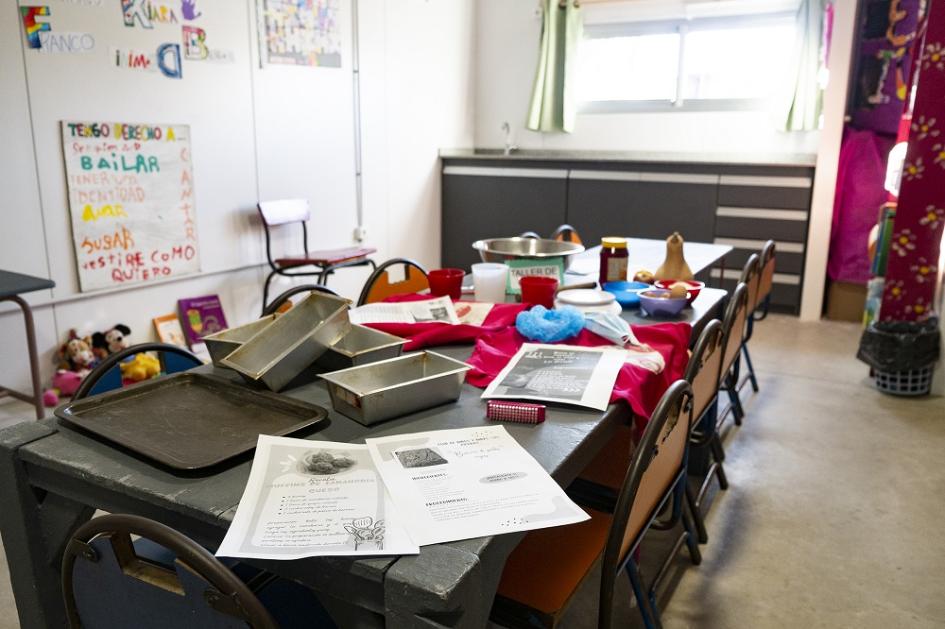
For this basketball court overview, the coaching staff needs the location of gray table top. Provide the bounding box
[0,270,54,300]
[566,238,731,280]
[2,280,727,623]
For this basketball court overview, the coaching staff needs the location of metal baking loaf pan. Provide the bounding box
[203,314,278,367]
[320,351,471,425]
[315,325,408,372]
[221,292,351,391]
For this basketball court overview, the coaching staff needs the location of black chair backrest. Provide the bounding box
[550,224,583,245]
[262,284,343,316]
[357,258,429,306]
[74,343,201,400]
[720,282,750,376]
[598,380,694,629]
[684,319,724,423]
[63,514,276,629]
[755,240,776,317]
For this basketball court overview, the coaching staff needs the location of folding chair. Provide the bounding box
[62,514,335,629]
[551,224,584,245]
[261,284,343,317]
[73,343,202,400]
[357,258,429,306]
[684,319,729,543]
[739,240,777,393]
[718,283,750,429]
[258,199,376,311]
[491,381,702,629]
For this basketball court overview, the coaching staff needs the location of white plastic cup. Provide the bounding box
[471,263,508,303]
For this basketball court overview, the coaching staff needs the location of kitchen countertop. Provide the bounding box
[439,147,817,168]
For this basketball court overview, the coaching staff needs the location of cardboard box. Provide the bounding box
[826,281,867,322]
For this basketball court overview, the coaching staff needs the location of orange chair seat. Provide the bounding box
[496,508,612,617]
[275,246,376,268]
[577,425,635,491]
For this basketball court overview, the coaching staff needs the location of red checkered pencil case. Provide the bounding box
[486,400,546,424]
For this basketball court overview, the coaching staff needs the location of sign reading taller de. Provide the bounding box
[61,120,200,291]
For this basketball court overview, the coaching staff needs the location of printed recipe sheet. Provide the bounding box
[366,426,589,546]
[217,436,417,559]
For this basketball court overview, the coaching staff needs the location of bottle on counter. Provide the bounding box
[599,237,628,286]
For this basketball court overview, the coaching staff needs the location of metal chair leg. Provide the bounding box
[626,560,661,629]
[742,343,759,393]
[261,270,278,316]
[710,435,729,489]
[685,483,708,544]
[724,372,745,425]
[680,498,703,566]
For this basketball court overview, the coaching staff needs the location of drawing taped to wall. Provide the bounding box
[122,0,192,28]
[61,121,201,292]
[20,6,96,54]
[111,44,183,78]
[182,25,234,63]
[259,0,342,68]
[20,6,51,48]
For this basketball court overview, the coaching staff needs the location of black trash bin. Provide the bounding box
[857,318,941,396]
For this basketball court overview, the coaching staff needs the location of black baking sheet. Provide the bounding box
[55,372,327,470]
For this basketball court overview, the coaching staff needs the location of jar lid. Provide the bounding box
[601,237,627,248]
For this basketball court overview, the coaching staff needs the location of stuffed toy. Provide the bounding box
[91,324,131,360]
[42,369,86,407]
[57,329,98,375]
[120,353,160,383]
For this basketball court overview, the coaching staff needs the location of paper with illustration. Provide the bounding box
[366,425,589,546]
[348,296,459,325]
[216,435,417,559]
[482,344,627,411]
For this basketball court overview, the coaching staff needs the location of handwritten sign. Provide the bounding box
[61,121,200,292]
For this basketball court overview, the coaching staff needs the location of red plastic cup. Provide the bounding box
[428,268,465,300]
[520,276,559,309]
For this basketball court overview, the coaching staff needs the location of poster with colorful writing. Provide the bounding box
[61,121,200,292]
[260,0,342,68]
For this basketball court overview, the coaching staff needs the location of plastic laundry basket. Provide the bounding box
[873,364,935,396]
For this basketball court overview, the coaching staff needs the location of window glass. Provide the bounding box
[576,33,681,102]
[680,21,796,100]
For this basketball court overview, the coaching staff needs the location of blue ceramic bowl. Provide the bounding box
[603,281,651,308]
[638,289,688,317]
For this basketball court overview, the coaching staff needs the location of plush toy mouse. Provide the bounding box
[91,324,131,360]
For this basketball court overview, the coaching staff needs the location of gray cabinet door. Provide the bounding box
[566,176,718,248]
[441,170,568,270]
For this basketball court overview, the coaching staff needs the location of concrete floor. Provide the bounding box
[2,315,944,628]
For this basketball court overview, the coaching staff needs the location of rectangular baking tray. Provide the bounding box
[55,372,328,470]
[320,351,471,426]
[221,292,351,391]
[203,314,278,366]
[315,325,408,372]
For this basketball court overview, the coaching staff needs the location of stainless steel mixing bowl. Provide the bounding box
[471,237,585,269]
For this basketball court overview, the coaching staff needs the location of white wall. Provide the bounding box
[474,0,819,155]
[0,0,475,397]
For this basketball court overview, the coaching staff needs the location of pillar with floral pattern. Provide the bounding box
[881,2,945,322]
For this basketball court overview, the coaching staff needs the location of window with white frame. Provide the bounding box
[576,12,798,111]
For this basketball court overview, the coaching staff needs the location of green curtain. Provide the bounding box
[780,0,827,131]
[526,0,584,133]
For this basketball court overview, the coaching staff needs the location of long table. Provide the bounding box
[0,245,731,628]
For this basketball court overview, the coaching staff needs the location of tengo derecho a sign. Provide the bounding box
[61,121,200,292]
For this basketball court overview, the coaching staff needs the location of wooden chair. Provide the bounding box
[718,283,750,429]
[63,514,336,629]
[261,284,344,317]
[683,319,728,543]
[357,258,429,306]
[258,199,376,311]
[492,381,702,629]
[74,343,202,400]
[738,240,777,394]
[551,224,583,245]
